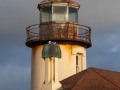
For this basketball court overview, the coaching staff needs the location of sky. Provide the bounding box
[0,0,120,90]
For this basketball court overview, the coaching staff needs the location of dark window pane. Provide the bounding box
[76,56,78,65]
[41,6,52,22]
[69,7,78,23]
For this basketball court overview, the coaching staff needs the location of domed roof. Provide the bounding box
[38,0,80,9]
[41,0,75,3]
[42,43,61,59]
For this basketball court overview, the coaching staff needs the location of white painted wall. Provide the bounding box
[31,44,86,90]
[31,46,45,90]
[58,44,86,80]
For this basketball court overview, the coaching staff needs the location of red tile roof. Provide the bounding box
[60,67,120,90]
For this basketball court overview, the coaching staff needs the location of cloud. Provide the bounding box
[87,26,120,71]
[0,0,40,45]
[78,0,120,29]
[109,45,120,53]
[0,65,30,90]
[0,0,37,89]
[0,0,120,90]
[0,43,31,90]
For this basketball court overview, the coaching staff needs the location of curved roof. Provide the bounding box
[42,43,61,59]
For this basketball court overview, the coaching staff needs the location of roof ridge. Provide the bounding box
[71,68,92,89]
[69,70,87,88]
[92,68,120,89]
[60,68,88,89]
[76,68,88,80]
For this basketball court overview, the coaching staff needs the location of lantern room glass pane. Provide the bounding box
[69,7,78,23]
[41,6,52,22]
[53,6,67,22]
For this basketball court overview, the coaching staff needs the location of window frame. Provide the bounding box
[41,6,52,22]
[69,7,78,23]
[52,5,68,22]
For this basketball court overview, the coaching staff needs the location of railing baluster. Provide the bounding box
[26,23,91,44]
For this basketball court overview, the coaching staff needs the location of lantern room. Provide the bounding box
[26,0,91,48]
[38,2,79,23]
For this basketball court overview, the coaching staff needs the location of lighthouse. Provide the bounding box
[26,0,91,90]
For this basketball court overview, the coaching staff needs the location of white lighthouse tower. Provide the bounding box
[26,0,92,90]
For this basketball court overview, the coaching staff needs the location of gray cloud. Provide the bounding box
[78,0,120,28]
[87,26,120,71]
[0,0,35,89]
[0,0,40,45]
[0,0,120,90]
[0,65,30,90]
[0,43,31,89]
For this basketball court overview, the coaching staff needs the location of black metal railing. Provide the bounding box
[26,23,91,44]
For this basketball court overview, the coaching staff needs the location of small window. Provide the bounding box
[41,6,52,22]
[53,6,67,22]
[76,56,78,66]
[69,7,78,23]
[76,54,83,73]
[76,56,79,73]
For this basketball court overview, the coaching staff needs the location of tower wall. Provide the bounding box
[31,44,86,90]
[58,44,86,81]
[31,46,45,90]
